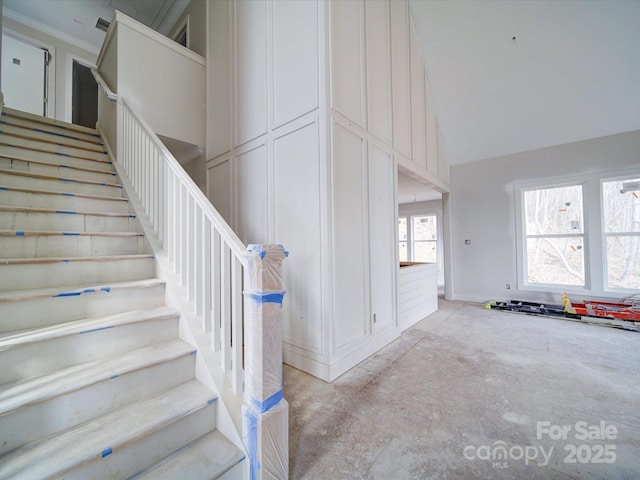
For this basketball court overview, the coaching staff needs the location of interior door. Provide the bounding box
[72,60,98,129]
[1,34,47,116]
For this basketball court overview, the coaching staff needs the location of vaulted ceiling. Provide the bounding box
[410,0,640,166]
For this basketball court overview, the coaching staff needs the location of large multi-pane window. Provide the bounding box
[518,172,640,294]
[523,184,585,286]
[602,176,640,290]
[398,214,437,263]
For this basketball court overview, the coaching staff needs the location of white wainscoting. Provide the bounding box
[398,262,438,331]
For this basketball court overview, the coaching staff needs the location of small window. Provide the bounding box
[412,215,437,263]
[522,184,585,287]
[398,217,408,262]
[602,177,640,290]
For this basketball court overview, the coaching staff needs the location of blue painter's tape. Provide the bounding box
[244,408,260,480]
[128,215,136,218]
[208,398,217,406]
[83,288,96,293]
[56,210,76,214]
[62,192,75,197]
[0,186,8,190]
[63,232,80,236]
[79,325,113,334]
[61,178,76,183]
[111,375,118,379]
[102,448,112,458]
[54,152,70,157]
[251,389,283,413]
[101,287,111,293]
[53,291,81,297]
[16,231,25,236]
[246,291,286,306]
[190,350,197,355]
[63,259,70,263]
[60,164,69,169]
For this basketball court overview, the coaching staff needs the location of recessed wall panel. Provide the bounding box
[368,144,395,331]
[330,0,364,126]
[365,0,392,144]
[390,0,412,158]
[409,17,426,169]
[273,0,319,128]
[426,77,439,176]
[235,144,268,244]
[332,122,367,351]
[207,159,232,224]
[235,0,268,146]
[274,122,322,353]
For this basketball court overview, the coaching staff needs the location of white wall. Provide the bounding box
[449,129,640,304]
[2,16,97,122]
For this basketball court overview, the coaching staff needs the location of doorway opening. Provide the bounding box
[71,61,98,129]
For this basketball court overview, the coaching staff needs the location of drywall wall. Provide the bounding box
[450,129,640,304]
[169,0,205,57]
[2,16,97,122]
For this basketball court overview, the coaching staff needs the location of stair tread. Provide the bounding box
[0,338,193,416]
[0,278,165,304]
[132,431,245,480]
[0,184,129,202]
[2,107,100,137]
[0,123,107,153]
[0,134,108,162]
[0,230,143,237]
[0,153,117,176]
[0,253,153,265]
[0,206,133,217]
[0,167,122,188]
[0,380,216,479]
[0,116,104,146]
[0,305,179,347]
[0,144,112,168]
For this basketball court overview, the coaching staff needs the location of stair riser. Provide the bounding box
[0,172,122,197]
[0,134,108,162]
[0,123,107,153]
[0,284,166,333]
[0,157,118,183]
[0,316,178,385]
[0,235,147,258]
[0,190,131,213]
[0,354,195,455]
[0,145,113,172]
[0,211,139,232]
[0,257,154,292]
[64,402,217,480]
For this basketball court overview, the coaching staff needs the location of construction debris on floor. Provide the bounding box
[485,293,640,331]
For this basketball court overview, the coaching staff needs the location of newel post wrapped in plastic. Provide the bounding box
[242,244,289,480]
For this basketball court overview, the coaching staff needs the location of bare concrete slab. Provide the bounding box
[286,299,640,479]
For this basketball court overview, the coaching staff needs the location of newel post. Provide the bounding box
[242,244,289,480]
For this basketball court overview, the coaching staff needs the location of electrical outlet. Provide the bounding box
[505,283,511,290]
[465,239,471,245]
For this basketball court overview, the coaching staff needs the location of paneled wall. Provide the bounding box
[206,0,449,381]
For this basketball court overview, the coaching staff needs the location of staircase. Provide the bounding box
[0,107,245,479]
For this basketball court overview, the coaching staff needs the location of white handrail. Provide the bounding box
[91,68,117,102]
[116,95,247,394]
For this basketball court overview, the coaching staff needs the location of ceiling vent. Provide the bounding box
[95,17,110,33]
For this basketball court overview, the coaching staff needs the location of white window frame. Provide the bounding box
[601,173,640,293]
[515,168,640,297]
[398,212,440,264]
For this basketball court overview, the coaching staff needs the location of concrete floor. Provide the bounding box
[284,299,640,479]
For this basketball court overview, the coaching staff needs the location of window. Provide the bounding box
[602,176,640,290]
[413,215,437,263]
[517,170,640,296]
[398,214,437,263]
[398,218,408,262]
[523,184,585,287]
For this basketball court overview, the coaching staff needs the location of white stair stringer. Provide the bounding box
[0,110,245,479]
